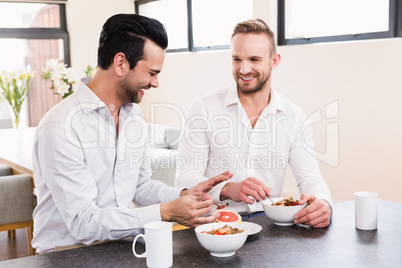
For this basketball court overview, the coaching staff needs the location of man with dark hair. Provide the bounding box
[97,13,168,70]
[32,14,231,254]
[177,19,333,227]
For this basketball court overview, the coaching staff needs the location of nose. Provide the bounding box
[240,61,251,75]
[150,77,159,88]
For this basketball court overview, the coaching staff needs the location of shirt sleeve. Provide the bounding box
[34,121,176,244]
[134,139,184,206]
[288,113,334,208]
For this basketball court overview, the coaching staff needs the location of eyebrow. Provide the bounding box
[150,69,161,74]
[232,55,263,60]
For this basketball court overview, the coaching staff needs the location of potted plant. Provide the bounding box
[0,67,35,129]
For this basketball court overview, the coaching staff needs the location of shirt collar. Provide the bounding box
[73,77,106,115]
[73,77,135,116]
[222,85,286,114]
[264,88,286,115]
[223,85,240,108]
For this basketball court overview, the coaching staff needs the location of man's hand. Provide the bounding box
[220,177,272,204]
[160,194,219,227]
[187,171,233,197]
[294,194,333,228]
[161,171,233,227]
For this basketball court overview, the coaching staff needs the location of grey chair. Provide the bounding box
[0,174,36,255]
[0,163,12,176]
[0,163,15,238]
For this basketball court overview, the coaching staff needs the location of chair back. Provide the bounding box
[0,174,35,226]
[0,163,12,176]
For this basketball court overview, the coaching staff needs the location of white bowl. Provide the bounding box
[195,222,249,257]
[262,197,307,226]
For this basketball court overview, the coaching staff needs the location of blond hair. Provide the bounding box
[232,19,276,55]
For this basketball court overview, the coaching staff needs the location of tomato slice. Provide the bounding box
[216,226,229,235]
[213,232,224,235]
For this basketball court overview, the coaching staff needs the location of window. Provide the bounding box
[137,0,188,51]
[0,1,70,127]
[136,0,253,52]
[399,0,402,37]
[278,0,401,45]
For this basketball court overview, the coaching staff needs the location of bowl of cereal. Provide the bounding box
[195,222,249,257]
[262,197,307,226]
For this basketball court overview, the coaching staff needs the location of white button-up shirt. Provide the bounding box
[32,78,182,253]
[176,85,333,214]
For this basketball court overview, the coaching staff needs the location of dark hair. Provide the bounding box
[232,19,276,55]
[97,13,168,70]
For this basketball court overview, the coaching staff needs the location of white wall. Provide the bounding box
[67,0,402,204]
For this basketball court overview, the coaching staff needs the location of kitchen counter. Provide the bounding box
[1,199,401,267]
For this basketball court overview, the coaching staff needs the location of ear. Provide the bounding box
[113,52,127,77]
[271,54,281,70]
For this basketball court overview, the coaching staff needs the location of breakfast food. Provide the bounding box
[212,210,242,223]
[272,197,300,206]
[200,224,244,235]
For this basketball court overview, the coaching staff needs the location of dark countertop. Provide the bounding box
[1,200,402,267]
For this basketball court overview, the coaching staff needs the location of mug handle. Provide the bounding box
[132,234,146,258]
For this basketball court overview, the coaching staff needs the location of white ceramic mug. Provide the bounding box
[354,192,379,230]
[132,221,173,268]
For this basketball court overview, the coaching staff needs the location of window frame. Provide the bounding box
[0,2,71,65]
[278,0,400,46]
[135,0,232,53]
[398,0,402,37]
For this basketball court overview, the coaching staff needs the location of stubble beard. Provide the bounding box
[119,73,141,104]
[236,73,270,95]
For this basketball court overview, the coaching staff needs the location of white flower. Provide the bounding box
[43,59,79,97]
[64,68,80,84]
[46,59,61,72]
[50,69,63,82]
[55,81,70,95]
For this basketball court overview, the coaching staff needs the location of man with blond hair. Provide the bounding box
[177,19,333,227]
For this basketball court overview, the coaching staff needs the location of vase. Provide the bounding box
[10,105,21,129]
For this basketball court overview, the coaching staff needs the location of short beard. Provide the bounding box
[119,73,141,104]
[237,76,268,95]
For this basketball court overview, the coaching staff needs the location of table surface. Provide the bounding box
[1,200,401,268]
[0,127,35,175]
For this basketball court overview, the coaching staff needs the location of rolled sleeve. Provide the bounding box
[137,204,162,227]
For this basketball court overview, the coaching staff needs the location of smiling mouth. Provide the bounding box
[140,86,150,92]
[140,84,152,92]
[139,89,147,96]
[240,76,254,82]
